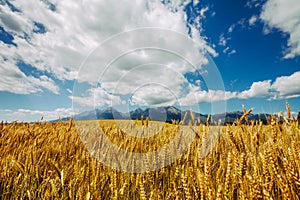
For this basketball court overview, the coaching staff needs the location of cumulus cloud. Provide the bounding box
[237,72,300,100]
[179,84,237,106]
[100,60,188,95]
[238,80,272,99]
[0,0,218,108]
[0,5,33,35]
[271,71,300,99]
[178,71,300,105]
[0,0,212,80]
[130,84,178,106]
[260,0,300,58]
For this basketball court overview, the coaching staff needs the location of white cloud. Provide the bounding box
[235,72,300,100]
[71,87,123,108]
[28,75,59,94]
[0,56,59,94]
[271,71,300,99]
[238,80,272,99]
[228,49,236,55]
[0,0,212,81]
[221,17,254,56]
[262,25,272,35]
[179,84,237,106]
[200,6,209,18]
[99,60,188,96]
[236,18,247,28]
[223,47,229,53]
[260,0,300,58]
[219,34,227,46]
[0,0,217,107]
[228,25,235,33]
[179,72,300,104]
[227,18,247,35]
[248,15,258,26]
[193,0,200,7]
[220,23,240,56]
[220,37,235,55]
[1,107,76,122]
[130,84,177,106]
[0,5,34,35]
[246,0,262,8]
[178,72,300,105]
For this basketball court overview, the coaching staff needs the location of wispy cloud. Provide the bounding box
[218,17,250,56]
[200,6,209,18]
[228,49,236,55]
[219,34,236,56]
[248,15,258,26]
[223,47,230,53]
[228,25,235,33]
[246,0,263,8]
[219,34,227,46]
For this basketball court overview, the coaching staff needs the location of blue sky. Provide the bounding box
[0,0,300,121]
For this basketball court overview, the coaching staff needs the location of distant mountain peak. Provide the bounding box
[102,107,117,112]
[135,108,143,112]
[65,106,271,125]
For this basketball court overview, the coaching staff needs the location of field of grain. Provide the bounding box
[1,117,300,199]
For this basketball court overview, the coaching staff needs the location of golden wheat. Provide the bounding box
[1,110,300,199]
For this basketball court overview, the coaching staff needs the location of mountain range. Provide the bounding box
[69,106,272,125]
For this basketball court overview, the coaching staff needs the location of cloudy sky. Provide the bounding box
[0,0,300,122]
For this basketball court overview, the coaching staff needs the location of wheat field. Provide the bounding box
[1,114,300,199]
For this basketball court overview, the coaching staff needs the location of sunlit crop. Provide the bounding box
[1,112,300,199]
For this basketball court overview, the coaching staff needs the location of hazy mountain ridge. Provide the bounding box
[68,106,272,125]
